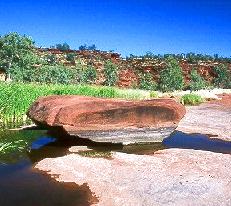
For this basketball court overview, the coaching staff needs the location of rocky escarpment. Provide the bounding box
[27,95,186,144]
[36,48,231,88]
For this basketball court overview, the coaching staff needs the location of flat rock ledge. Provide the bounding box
[27,95,185,144]
[177,94,231,141]
[35,149,231,206]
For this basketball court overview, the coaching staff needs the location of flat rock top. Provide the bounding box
[28,95,185,132]
[35,149,231,206]
[177,94,231,141]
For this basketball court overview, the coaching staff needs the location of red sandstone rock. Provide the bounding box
[27,95,186,143]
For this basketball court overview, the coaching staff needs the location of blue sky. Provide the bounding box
[0,0,230,57]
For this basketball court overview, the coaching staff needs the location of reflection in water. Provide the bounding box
[28,130,231,161]
[163,131,231,154]
[31,137,56,149]
[28,130,231,164]
[0,130,46,164]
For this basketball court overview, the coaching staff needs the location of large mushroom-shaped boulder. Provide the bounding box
[27,95,186,144]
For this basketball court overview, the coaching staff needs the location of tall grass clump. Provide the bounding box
[114,88,150,100]
[180,93,204,105]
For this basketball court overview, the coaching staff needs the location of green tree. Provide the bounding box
[66,53,76,62]
[30,65,75,84]
[44,54,57,65]
[88,44,97,51]
[79,44,97,51]
[213,64,231,88]
[104,60,118,86]
[0,32,37,80]
[159,57,184,92]
[80,66,97,84]
[56,43,70,51]
[139,73,157,90]
[189,69,207,91]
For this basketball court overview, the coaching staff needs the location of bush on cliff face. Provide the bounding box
[44,54,57,65]
[159,57,184,92]
[104,60,118,86]
[36,65,76,84]
[139,72,157,91]
[213,64,231,88]
[189,69,207,91]
[66,53,76,62]
[80,66,97,84]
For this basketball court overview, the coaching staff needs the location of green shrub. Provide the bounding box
[11,63,76,84]
[80,66,97,84]
[159,57,184,92]
[44,54,57,65]
[213,64,231,88]
[66,53,76,62]
[180,93,204,105]
[150,91,158,98]
[189,69,207,91]
[10,52,42,82]
[36,65,75,84]
[139,73,157,90]
[104,60,118,86]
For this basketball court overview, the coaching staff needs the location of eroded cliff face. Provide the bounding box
[35,48,231,88]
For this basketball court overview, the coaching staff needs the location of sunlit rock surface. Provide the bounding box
[178,94,231,141]
[36,149,231,206]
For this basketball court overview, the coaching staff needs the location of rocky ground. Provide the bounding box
[177,93,231,141]
[35,93,231,206]
[36,149,231,206]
